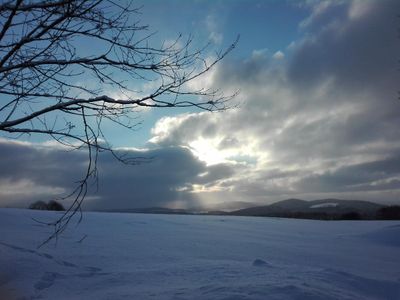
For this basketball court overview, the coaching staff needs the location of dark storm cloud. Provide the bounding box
[90,146,206,210]
[0,140,86,206]
[295,155,400,193]
[268,0,400,166]
[289,1,399,94]
[0,140,85,188]
[0,139,235,209]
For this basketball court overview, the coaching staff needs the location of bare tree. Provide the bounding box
[0,0,237,244]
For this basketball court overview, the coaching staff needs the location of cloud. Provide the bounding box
[272,51,285,60]
[2,1,399,209]
[205,14,223,44]
[147,0,400,204]
[0,139,85,207]
[87,146,205,210]
[295,156,400,193]
[289,0,398,94]
[0,139,240,210]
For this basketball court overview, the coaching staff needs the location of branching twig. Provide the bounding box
[0,0,238,246]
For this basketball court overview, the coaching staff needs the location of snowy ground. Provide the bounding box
[0,209,399,300]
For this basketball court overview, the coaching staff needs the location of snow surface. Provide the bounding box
[310,203,338,209]
[0,208,400,300]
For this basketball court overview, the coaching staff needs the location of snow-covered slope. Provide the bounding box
[1,208,399,299]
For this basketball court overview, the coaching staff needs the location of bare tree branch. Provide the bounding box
[0,0,237,246]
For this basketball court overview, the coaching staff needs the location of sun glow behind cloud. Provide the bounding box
[189,138,226,165]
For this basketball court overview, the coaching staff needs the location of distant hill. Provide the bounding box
[97,199,399,220]
[101,201,256,215]
[230,199,384,220]
[209,201,257,212]
[105,207,191,215]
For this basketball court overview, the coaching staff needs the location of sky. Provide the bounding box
[1,0,400,210]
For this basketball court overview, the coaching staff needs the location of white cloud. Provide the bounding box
[185,57,218,92]
[205,14,223,44]
[209,31,223,45]
[348,0,373,20]
[251,48,268,60]
[272,51,285,60]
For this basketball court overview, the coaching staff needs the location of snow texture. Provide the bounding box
[310,203,338,209]
[0,208,399,299]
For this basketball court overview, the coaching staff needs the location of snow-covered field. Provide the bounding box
[0,209,399,300]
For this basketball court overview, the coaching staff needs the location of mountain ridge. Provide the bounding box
[230,198,384,219]
[95,199,399,220]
